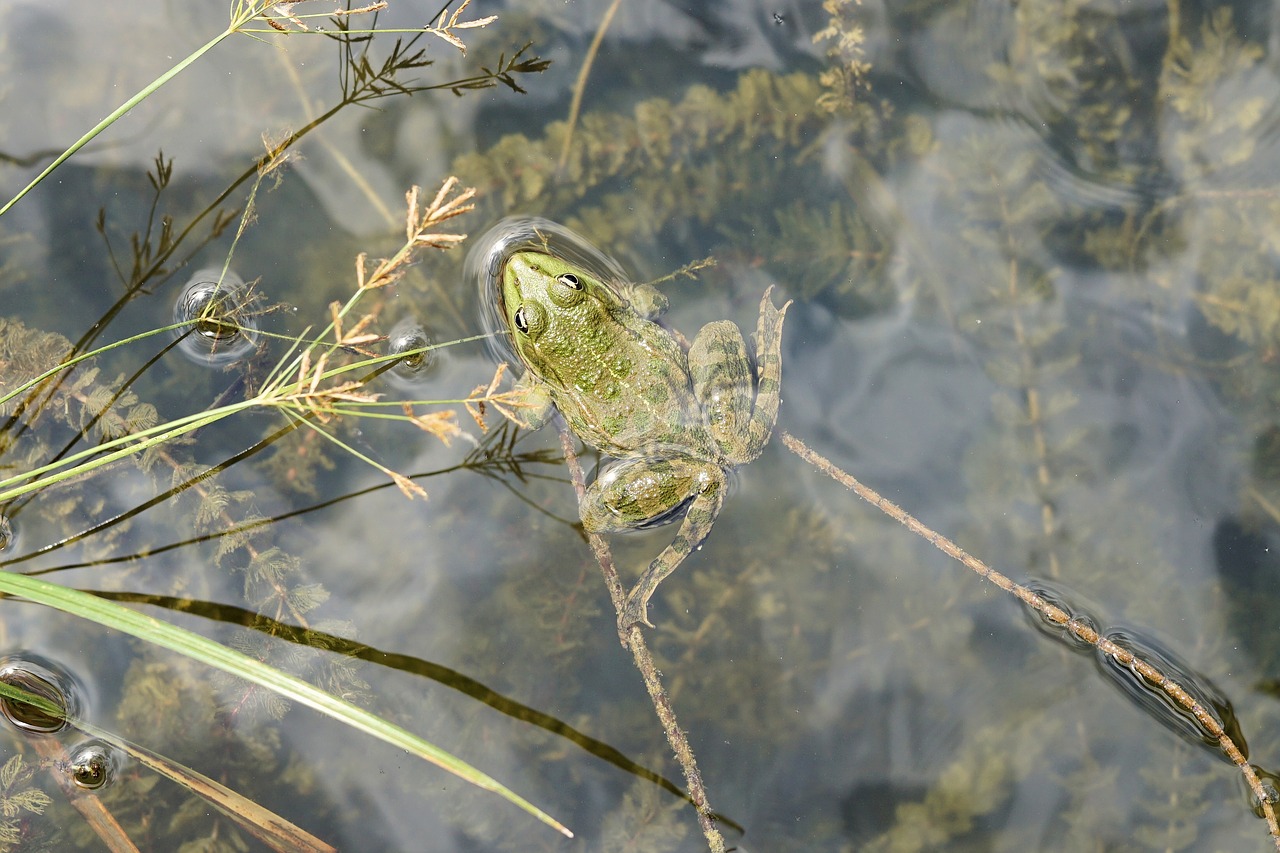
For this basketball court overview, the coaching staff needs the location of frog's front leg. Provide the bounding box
[579,456,726,629]
[614,281,669,321]
[510,371,556,431]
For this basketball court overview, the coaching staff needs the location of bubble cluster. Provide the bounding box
[172,267,261,366]
[0,654,82,734]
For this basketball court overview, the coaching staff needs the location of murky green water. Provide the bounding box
[3,1,1280,850]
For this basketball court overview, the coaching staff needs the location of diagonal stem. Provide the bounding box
[780,430,1280,851]
[557,426,726,853]
[0,20,245,217]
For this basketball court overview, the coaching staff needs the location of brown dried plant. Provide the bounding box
[0,178,502,506]
[257,178,485,499]
[259,0,496,54]
[462,363,541,433]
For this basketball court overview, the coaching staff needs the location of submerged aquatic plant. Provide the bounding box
[0,754,53,851]
[0,1,579,845]
[5,0,1280,849]
[0,173,575,839]
[423,1,1280,848]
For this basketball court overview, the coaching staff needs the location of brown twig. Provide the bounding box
[780,430,1280,851]
[556,427,726,853]
[556,0,623,174]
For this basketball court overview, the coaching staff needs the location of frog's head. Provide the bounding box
[502,250,605,372]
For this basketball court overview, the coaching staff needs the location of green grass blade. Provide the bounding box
[0,7,256,218]
[0,573,572,838]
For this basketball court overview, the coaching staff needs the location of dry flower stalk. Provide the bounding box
[464,363,540,432]
[426,0,498,54]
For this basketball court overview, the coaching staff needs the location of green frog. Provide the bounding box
[499,249,790,630]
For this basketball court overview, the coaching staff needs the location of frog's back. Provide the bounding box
[551,314,715,459]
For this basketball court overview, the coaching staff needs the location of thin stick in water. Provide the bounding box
[780,430,1280,850]
[557,426,726,853]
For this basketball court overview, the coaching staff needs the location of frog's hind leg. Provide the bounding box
[620,479,724,628]
[579,457,725,629]
[688,320,754,454]
[688,287,790,464]
[741,286,790,459]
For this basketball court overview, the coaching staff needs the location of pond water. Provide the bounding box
[3,0,1280,850]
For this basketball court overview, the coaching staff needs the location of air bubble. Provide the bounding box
[0,654,82,734]
[172,268,261,366]
[67,740,120,790]
[384,318,441,391]
[1246,766,1280,817]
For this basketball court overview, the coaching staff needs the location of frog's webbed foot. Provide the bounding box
[618,588,656,632]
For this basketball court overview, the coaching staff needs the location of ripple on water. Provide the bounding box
[466,216,630,367]
[0,653,83,734]
[1020,579,1250,767]
[1095,625,1245,763]
[383,317,443,392]
[67,739,122,790]
[1022,577,1104,653]
[172,267,261,366]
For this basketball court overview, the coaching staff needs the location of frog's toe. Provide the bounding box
[618,591,655,632]
[759,285,792,323]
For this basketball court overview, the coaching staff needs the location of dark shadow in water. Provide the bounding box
[32,589,744,833]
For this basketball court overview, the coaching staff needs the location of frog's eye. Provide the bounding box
[513,306,530,334]
[556,273,582,290]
